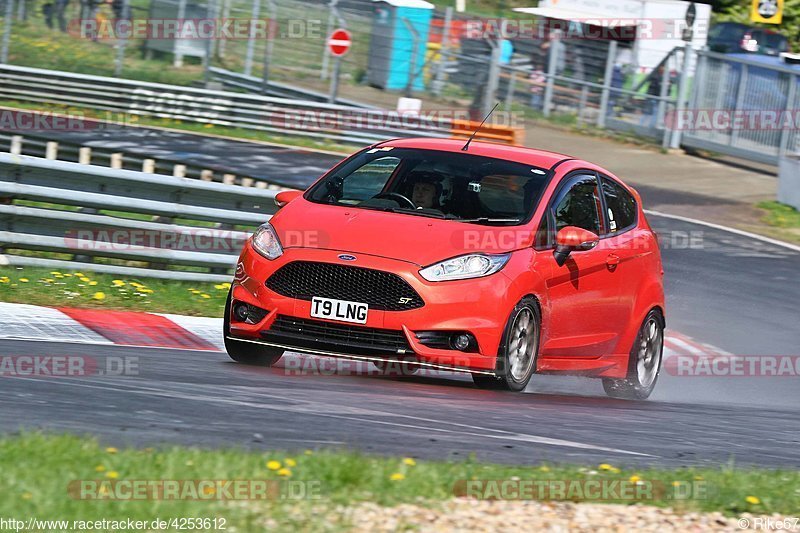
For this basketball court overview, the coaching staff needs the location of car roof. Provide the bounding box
[374,138,575,170]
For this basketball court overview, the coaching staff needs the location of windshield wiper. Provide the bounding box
[357,205,448,219]
[458,217,523,224]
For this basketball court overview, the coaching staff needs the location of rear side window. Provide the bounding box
[601,177,637,233]
[553,176,603,235]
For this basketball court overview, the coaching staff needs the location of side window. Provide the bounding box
[601,177,637,233]
[553,176,603,235]
[341,156,401,202]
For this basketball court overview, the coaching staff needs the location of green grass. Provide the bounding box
[0,432,798,531]
[0,267,229,316]
[758,201,800,230]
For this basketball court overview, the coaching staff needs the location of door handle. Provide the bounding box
[606,254,620,267]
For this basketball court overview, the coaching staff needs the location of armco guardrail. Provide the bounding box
[208,67,382,110]
[0,64,525,146]
[0,153,281,282]
[0,64,454,145]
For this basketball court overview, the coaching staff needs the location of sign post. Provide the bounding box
[327,28,352,104]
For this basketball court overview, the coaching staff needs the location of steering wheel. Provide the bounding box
[373,192,417,209]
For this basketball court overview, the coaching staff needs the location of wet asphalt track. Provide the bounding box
[1,215,798,468]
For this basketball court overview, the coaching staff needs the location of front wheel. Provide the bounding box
[602,309,664,400]
[223,290,283,366]
[472,297,540,392]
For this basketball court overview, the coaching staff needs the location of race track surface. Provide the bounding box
[1,216,798,468]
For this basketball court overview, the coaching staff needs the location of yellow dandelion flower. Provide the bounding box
[43,278,54,283]
[222,282,232,288]
[89,281,98,286]
[105,471,119,479]
[200,294,211,299]
[389,472,405,481]
[63,273,72,277]
[79,277,91,283]
[95,465,106,472]
[285,458,297,467]
[140,288,154,294]
[629,475,641,483]
[202,486,216,496]
[93,292,106,301]
[214,284,226,290]
[112,280,125,286]
[0,277,9,283]
[304,450,313,455]
[19,278,29,282]
[266,460,281,470]
[608,467,621,474]
[539,466,550,472]
[74,272,84,276]
[745,496,761,505]
[598,463,613,471]
[402,458,416,466]
[105,447,118,454]
[50,271,61,276]
[277,468,292,477]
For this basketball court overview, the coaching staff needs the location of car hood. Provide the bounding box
[269,198,533,267]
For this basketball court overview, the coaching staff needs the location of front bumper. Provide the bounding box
[228,243,515,371]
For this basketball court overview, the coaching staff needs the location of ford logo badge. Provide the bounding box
[338,254,357,261]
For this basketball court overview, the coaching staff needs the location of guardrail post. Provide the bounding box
[110,153,123,169]
[78,147,91,165]
[142,159,156,173]
[597,40,617,128]
[45,142,58,160]
[10,135,22,155]
[174,0,188,67]
[223,174,235,185]
[200,169,213,181]
[255,181,267,189]
[240,177,254,187]
[173,164,186,177]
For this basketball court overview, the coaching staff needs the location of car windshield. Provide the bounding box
[306,147,550,226]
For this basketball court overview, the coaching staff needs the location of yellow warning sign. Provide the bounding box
[751,0,783,24]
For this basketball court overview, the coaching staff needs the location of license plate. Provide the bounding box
[310,296,369,324]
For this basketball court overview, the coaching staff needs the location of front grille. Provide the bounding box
[266,261,424,311]
[264,315,412,355]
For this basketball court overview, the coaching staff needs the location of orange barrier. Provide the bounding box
[450,119,526,146]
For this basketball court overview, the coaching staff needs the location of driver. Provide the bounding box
[406,171,442,209]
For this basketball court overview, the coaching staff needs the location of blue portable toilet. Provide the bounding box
[368,0,434,92]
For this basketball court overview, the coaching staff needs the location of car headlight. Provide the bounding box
[419,253,510,282]
[251,223,283,260]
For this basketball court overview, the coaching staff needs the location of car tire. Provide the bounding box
[223,290,283,366]
[472,296,540,392]
[602,309,664,400]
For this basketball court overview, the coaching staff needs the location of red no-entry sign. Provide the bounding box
[328,29,352,57]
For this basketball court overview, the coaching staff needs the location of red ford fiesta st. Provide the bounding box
[225,138,665,400]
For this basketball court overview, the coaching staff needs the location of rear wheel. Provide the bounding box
[472,297,540,392]
[223,290,283,366]
[602,309,664,400]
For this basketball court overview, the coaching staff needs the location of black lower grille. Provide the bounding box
[263,315,412,355]
[265,261,424,311]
